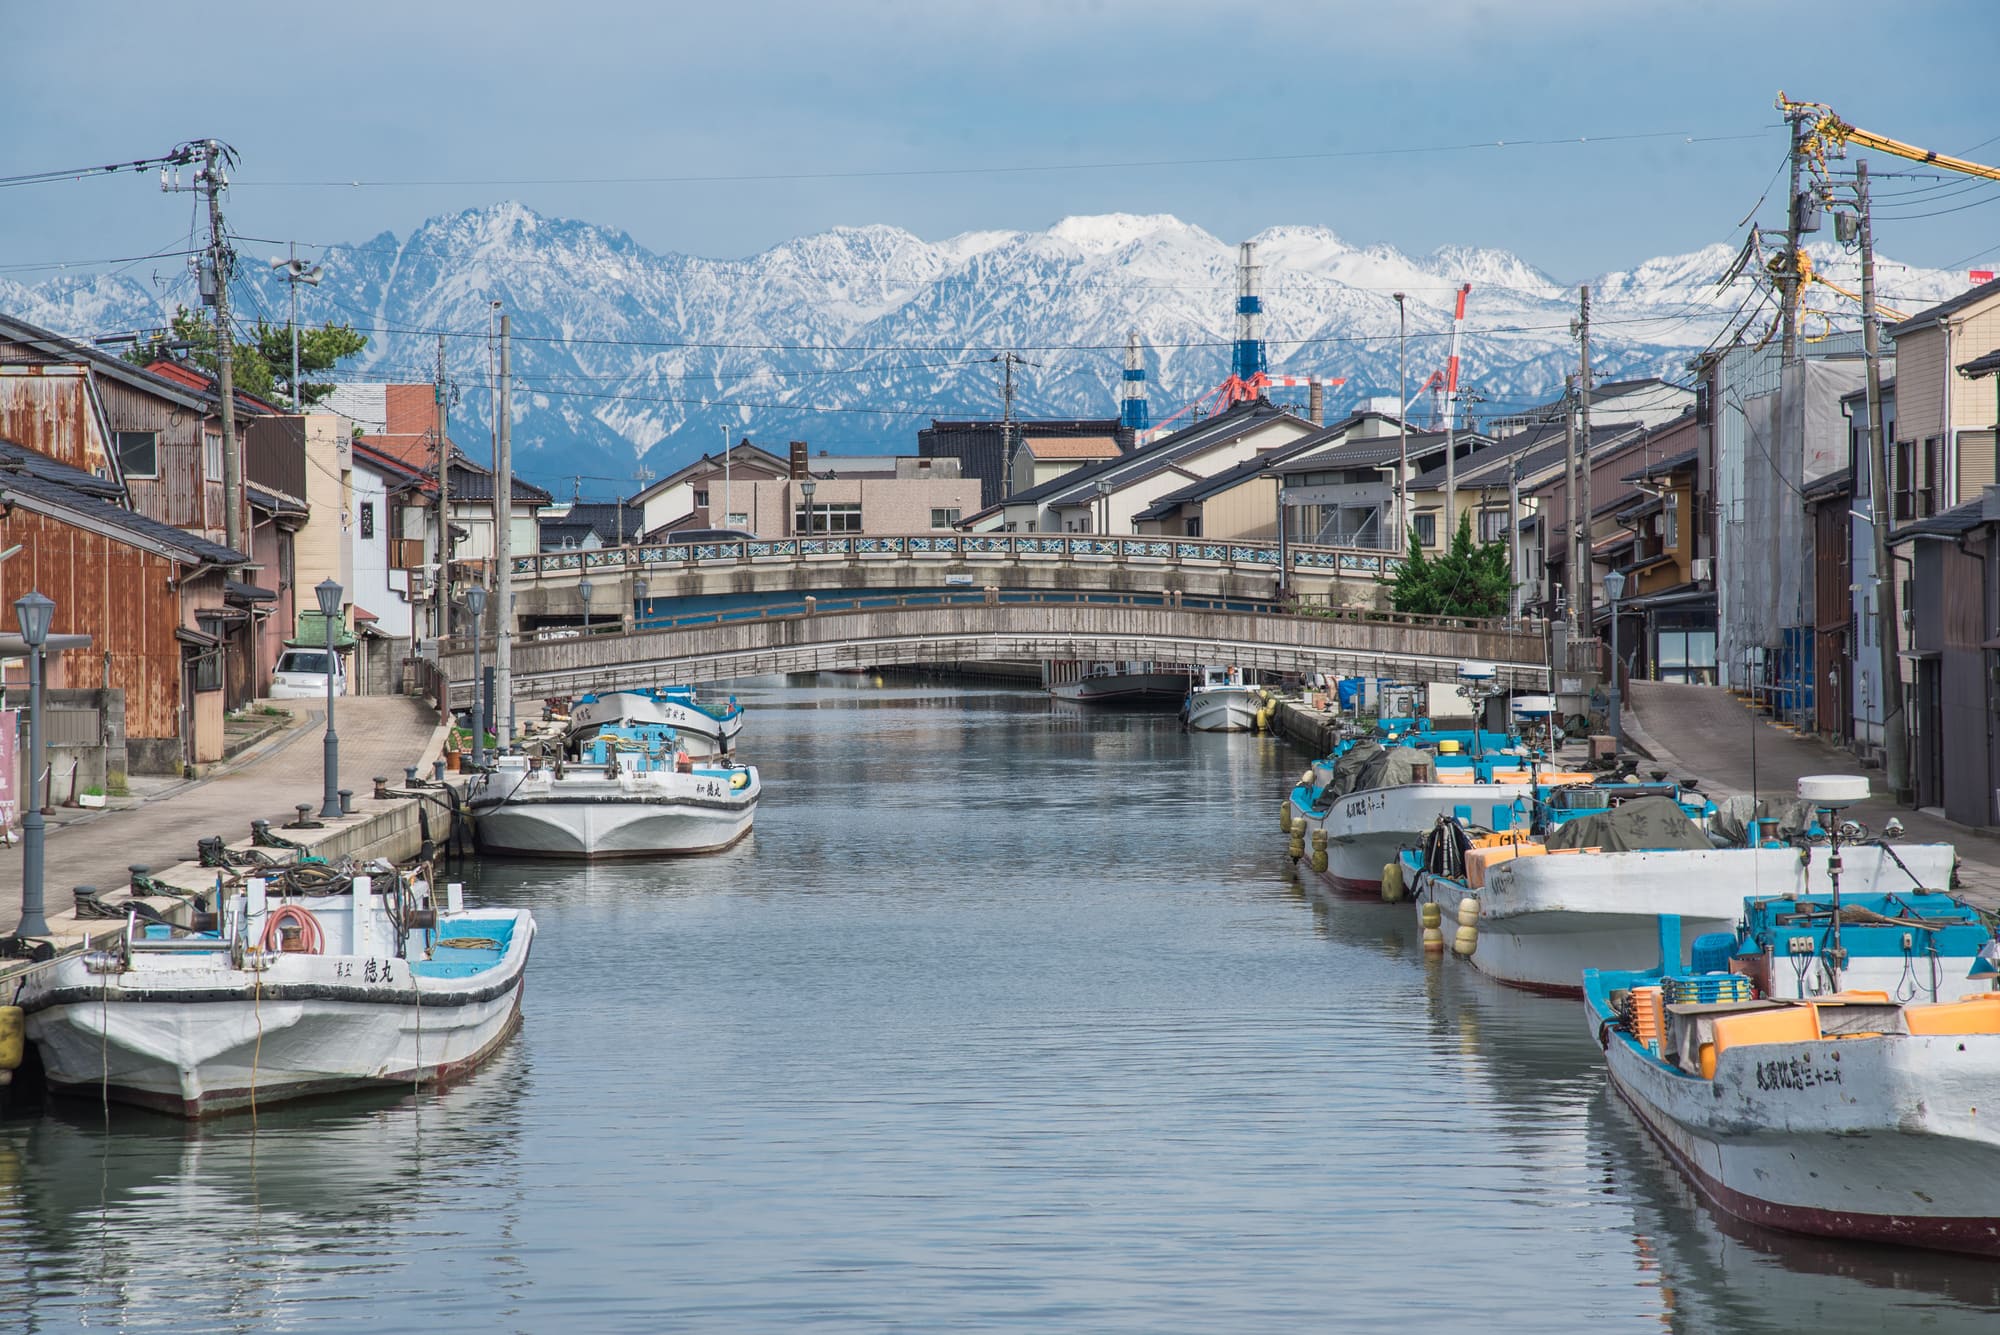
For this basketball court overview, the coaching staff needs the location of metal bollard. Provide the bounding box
[433,759,446,782]
[374,775,390,800]
[128,865,149,894]
[404,765,419,786]
[338,789,355,815]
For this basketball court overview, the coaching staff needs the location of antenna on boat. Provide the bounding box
[1800,775,1870,993]
[1456,661,1499,760]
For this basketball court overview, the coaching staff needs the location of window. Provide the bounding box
[359,501,376,540]
[205,431,223,482]
[1895,438,1941,521]
[794,501,861,533]
[1413,512,1438,547]
[1185,518,1202,538]
[930,507,961,529]
[693,488,709,508]
[1477,509,1507,544]
[725,511,750,530]
[1662,499,1680,551]
[115,430,158,479]
[193,650,223,693]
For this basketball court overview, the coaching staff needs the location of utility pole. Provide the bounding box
[1507,457,1523,620]
[1780,108,1807,366]
[1575,285,1595,638]
[202,141,242,554]
[495,310,514,745]
[1394,292,1408,543]
[271,243,321,409]
[993,351,1036,500]
[1855,159,1908,797]
[434,334,451,646]
[1563,374,1579,633]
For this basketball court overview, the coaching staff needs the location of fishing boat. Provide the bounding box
[1586,927,2000,1256]
[568,684,744,756]
[1408,777,1960,994]
[468,722,759,858]
[19,869,533,1118]
[1286,677,1594,896]
[1047,660,1187,706]
[1181,665,1266,732]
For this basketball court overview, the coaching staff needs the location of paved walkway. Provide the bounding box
[3,696,443,934]
[1623,681,2000,909]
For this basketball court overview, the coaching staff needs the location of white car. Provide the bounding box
[269,647,348,699]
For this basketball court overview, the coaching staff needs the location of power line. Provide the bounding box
[242,128,1772,191]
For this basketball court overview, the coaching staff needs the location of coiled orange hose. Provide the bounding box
[260,904,325,955]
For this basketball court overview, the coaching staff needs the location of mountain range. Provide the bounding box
[0,205,1972,499]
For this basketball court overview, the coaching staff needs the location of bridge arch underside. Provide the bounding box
[446,605,1547,705]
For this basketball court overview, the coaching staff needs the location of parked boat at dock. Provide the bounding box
[1586,925,2000,1256]
[1048,660,1187,706]
[19,869,533,1118]
[469,723,759,858]
[1181,665,1266,732]
[1407,781,1960,995]
[568,685,744,756]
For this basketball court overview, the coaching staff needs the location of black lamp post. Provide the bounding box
[14,590,54,937]
[316,578,343,819]
[465,584,487,768]
[800,478,817,539]
[634,577,649,633]
[578,577,594,634]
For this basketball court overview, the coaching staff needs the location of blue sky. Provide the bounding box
[7,0,1998,286]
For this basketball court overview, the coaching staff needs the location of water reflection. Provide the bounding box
[1,678,1992,1331]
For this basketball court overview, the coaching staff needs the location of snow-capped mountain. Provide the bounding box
[0,206,1970,497]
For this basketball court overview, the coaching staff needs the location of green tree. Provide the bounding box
[125,309,366,408]
[1389,511,1513,619]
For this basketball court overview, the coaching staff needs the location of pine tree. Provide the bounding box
[1390,512,1512,619]
[125,309,366,407]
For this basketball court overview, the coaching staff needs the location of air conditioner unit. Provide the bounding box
[1691,557,1712,583]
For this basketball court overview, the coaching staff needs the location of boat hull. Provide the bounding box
[472,794,754,858]
[21,914,534,1119]
[1295,783,1538,896]
[1050,670,1187,705]
[1430,844,1959,994]
[1594,998,2000,1256]
[1183,686,1263,732]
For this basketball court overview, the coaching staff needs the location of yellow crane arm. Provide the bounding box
[1779,94,2000,183]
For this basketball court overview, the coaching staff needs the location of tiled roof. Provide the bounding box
[1889,274,2000,336]
[0,465,244,565]
[1893,496,1987,541]
[448,460,553,506]
[0,438,123,499]
[1010,400,1306,508]
[1023,436,1122,459]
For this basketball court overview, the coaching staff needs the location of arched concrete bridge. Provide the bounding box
[509,534,1399,625]
[444,591,1549,705]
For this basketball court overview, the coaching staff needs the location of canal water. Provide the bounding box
[3,679,1997,1333]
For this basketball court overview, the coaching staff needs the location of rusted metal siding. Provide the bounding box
[92,376,214,531]
[0,367,112,475]
[0,508,182,748]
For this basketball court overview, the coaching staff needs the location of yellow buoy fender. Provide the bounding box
[1419,901,1442,929]
[1280,802,1294,835]
[1421,926,1445,952]
[1380,861,1405,903]
[1456,897,1480,928]
[730,770,750,791]
[0,1006,22,1071]
[1453,924,1478,956]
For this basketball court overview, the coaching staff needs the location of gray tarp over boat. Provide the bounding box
[1328,741,1383,798]
[1353,745,1430,794]
[1709,795,1819,847]
[1544,794,1712,852]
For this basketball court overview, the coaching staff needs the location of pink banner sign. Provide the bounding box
[0,709,16,833]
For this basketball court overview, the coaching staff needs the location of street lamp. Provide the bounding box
[315,579,343,819]
[465,584,488,768]
[800,478,817,539]
[1603,567,1627,751]
[14,590,54,937]
[578,577,594,634]
[634,577,649,633]
[1095,478,1111,538]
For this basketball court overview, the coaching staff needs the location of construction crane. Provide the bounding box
[1779,94,2000,184]
[1762,95,2000,329]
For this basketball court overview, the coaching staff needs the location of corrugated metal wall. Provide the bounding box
[0,509,182,747]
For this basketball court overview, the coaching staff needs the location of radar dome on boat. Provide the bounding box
[1510,694,1556,716]
[1798,775,1870,806]
[1458,661,1497,681]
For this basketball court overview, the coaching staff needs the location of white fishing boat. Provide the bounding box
[1416,815,1958,995]
[1048,660,1187,705]
[1180,665,1265,732]
[469,724,758,858]
[1588,948,2000,1256]
[20,871,533,1118]
[568,685,744,756]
